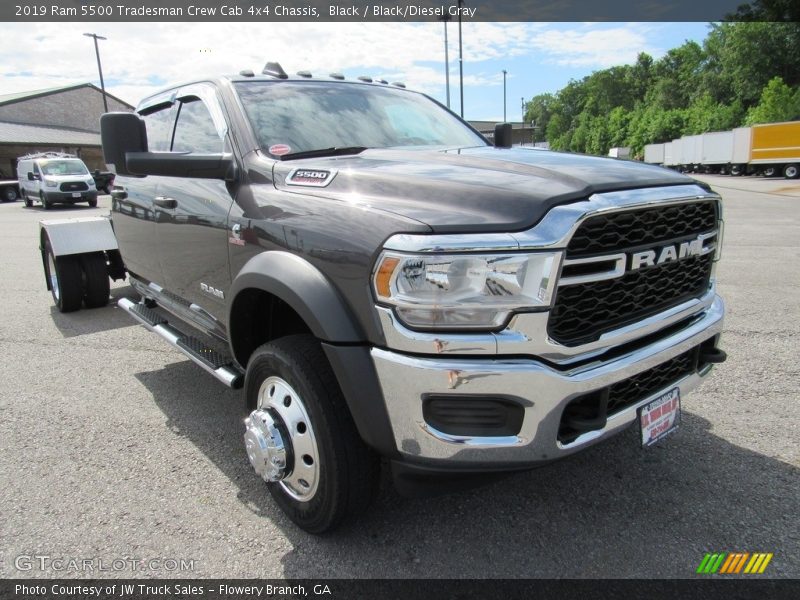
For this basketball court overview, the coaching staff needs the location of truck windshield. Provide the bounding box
[40,160,89,176]
[234,81,487,158]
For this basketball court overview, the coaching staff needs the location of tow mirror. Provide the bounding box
[101,112,148,176]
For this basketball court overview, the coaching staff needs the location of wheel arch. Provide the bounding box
[227,251,364,369]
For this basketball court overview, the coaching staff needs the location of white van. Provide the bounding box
[17,153,98,209]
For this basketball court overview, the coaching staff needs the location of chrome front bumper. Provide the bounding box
[371,295,724,467]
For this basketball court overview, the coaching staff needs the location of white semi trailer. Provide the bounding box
[644,143,665,165]
[700,131,735,174]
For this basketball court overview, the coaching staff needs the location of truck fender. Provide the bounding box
[228,251,364,344]
[228,251,397,457]
[39,217,120,289]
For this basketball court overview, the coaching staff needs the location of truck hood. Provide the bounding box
[272,146,695,233]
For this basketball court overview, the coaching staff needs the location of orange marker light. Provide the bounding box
[376,257,400,298]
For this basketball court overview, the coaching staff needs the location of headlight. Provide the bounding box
[87,178,96,188]
[373,251,562,330]
[43,178,58,188]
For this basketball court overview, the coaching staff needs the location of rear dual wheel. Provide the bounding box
[763,166,778,178]
[784,164,799,179]
[44,242,109,312]
[45,242,82,312]
[81,252,110,308]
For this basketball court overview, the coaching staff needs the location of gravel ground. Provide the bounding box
[0,175,797,579]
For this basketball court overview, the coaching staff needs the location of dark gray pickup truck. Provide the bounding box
[38,63,726,533]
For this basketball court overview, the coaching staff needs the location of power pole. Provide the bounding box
[457,0,464,117]
[442,16,451,109]
[83,33,108,112]
[502,70,507,122]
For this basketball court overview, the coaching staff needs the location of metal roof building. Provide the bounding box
[0,83,133,178]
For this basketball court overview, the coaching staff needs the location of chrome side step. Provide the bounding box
[119,297,244,389]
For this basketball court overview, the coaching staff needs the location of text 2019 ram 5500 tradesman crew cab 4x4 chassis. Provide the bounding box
[39,62,726,533]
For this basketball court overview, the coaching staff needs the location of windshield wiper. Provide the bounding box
[279,146,368,161]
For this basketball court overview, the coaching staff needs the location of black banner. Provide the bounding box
[1,0,781,23]
[3,579,800,600]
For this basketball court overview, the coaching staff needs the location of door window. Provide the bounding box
[172,98,224,154]
[141,104,178,151]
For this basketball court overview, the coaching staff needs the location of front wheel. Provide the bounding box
[88,197,98,208]
[243,335,379,533]
[40,192,51,210]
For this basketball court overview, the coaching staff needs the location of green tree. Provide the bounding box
[729,0,800,21]
[607,107,632,149]
[703,22,800,108]
[685,94,745,134]
[649,41,706,110]
[526,22,800,155]
[745,76,800,124]
[524,93,555,142]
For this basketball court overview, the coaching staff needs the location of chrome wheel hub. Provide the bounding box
[245,376,320,501]
[244,408,289,483]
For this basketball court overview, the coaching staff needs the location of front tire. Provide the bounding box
[244,335,379,533]
[40,192,51,210]
[88,197,98,208]
[44,241,83,312]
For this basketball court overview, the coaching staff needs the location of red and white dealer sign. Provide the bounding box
[639,387,681,447]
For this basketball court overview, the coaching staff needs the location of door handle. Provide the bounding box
[154,196,177,209]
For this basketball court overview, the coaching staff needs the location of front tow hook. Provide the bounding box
[699,347,727,364]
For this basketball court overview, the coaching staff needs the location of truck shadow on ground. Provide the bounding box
[49,285,138,337]
[136,360,799,578]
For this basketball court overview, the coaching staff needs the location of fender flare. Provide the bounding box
[228,251,364,344]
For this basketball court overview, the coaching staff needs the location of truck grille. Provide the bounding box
[548,201,717,346]
[565,201,717,257]
[59,181,89,192]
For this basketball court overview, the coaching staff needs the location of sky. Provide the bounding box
[0,21,711,121]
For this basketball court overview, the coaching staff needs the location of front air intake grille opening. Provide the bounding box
[557,346,701,444]
[549,200,718,347]
[60,181,89,192]
[566,201,717,257]
[550,253,714,346]
[422,395,525,437]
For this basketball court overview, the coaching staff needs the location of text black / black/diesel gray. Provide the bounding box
[38,63,726,533]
